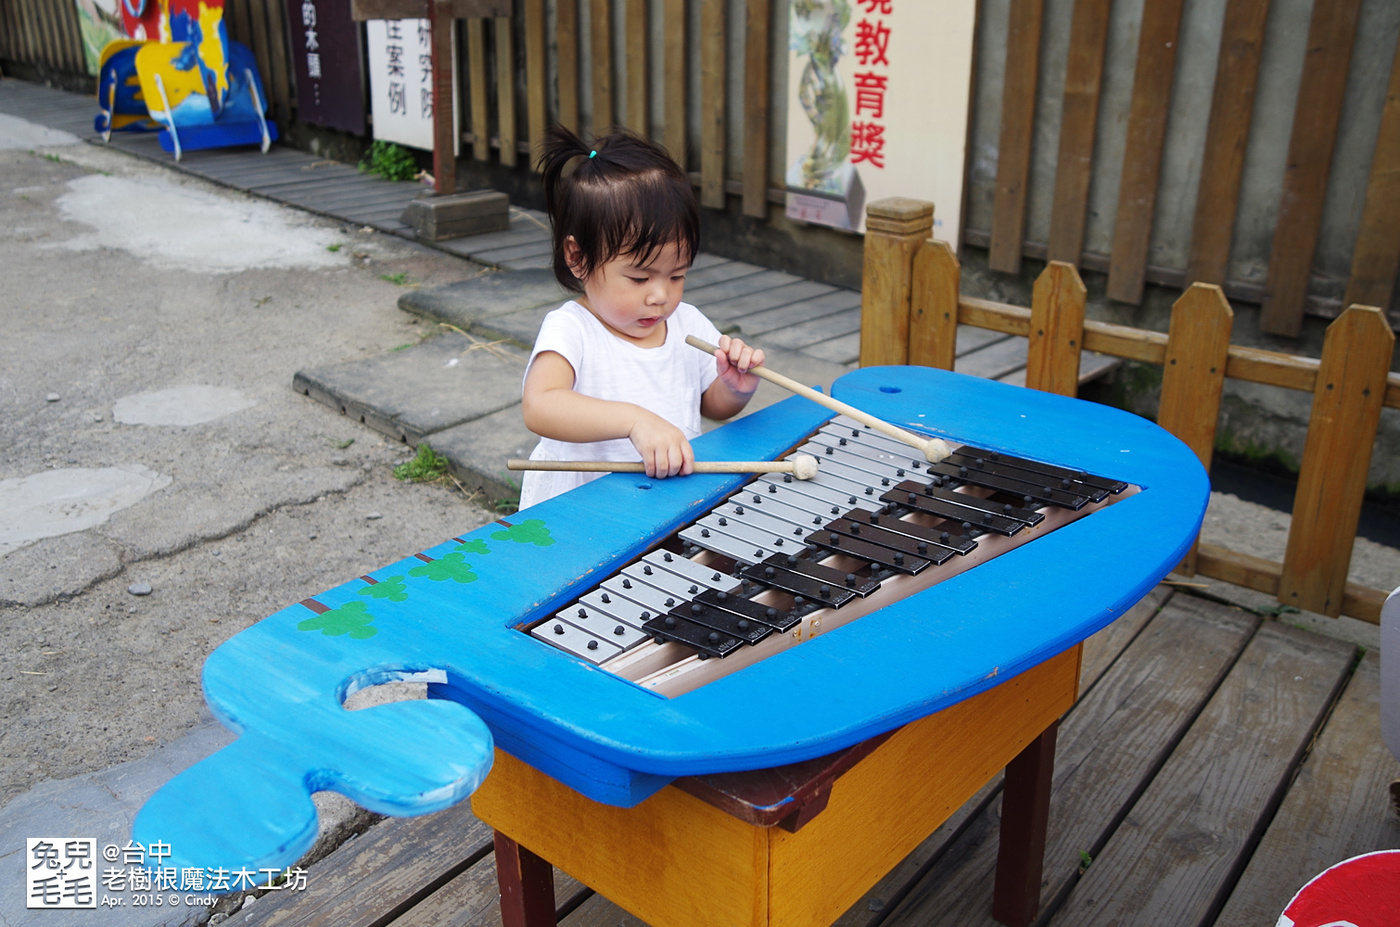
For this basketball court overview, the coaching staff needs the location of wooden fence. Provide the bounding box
[982,0,1400,337]
[862,196,1400,624]
[0,0,85,77]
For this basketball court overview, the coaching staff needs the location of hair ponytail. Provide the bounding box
[535,125,699,293]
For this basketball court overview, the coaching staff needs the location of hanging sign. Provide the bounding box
[784,0,975,238]
[365,18,458,153]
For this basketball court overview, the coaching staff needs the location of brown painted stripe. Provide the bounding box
[300,598,330,614]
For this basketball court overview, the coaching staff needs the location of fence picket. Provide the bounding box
[1343,28,1400,312]
[1279,306,1395,617]
[1025,262,1086,396]
[590,0,612,132]
[524,0,546,167]
[624,0,646,134]
[1157,284,1234,575]
[699,0,725,209]
[466,17,490,160]
[910,239,960,371]
[741,0,770,219]
[1046,0,1111,267]
[556,0,579,132]
[662,0,685,162]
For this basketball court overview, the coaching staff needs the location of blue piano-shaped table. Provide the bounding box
[134,366,1209,925]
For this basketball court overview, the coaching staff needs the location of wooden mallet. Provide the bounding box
[507,454,821,480]
[686,335,952,463]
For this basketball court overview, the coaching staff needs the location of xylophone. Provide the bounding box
[133,365,1209,881]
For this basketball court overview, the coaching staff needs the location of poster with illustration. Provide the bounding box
[71,0,125,74]
[784,0,975,239]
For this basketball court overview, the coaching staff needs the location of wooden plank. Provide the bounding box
[624,0,647,134]
[987,0,1043,274]
[50,0,81,74]
[495,16,517,167]
[262,0,295,121]
[241,799,495,926]
[589,0,612,133]
[684,259,770,289]
[1215,650,1400,924]
[398,846,588,926]
[244,0,279,123]
[1185,0,1271,286]
[466,18,491,161]
[1047,621,1354,927]
[699,0,726,209]
[1343,28,1400,310]
[524,0,546,169]
[1105,0,1186,305]
[663,0,686,162]
[731,288,855,336]
[1279,305,1394,616]
[957,335,1032,382]
[832,587,1171,927]
[909,239,960,370]
[685,268,803,304]
[742,0,771,219]
[1259,0,1364,337]
[882,594,1260,927]
[1046,0,1111,266]
[701,280,839,324]
[758,309,861,350]
[860,198,933,367]
[556,0,580,132]
[1156,284,1233,574]
[1195,542,1388,625]
[434,7,460,193]
[1025,261,1085,396]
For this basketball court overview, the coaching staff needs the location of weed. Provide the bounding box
[358,140,418,182]
[1078,851,1092,873]
[44,153,61,163]
[252,296,271,307]
[395,444,450,483]
[327,243,342,252]
[390,343,415,351]
[333,438,354,449]
[381,272,410,286]
[494,475,521,515]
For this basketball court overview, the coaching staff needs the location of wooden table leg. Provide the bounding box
[494,829,557,927]
[992,720,1058,927]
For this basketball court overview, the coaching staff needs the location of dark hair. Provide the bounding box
[536,125,699,294]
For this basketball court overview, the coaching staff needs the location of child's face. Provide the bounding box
[566,238,690,348]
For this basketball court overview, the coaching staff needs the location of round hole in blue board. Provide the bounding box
[879,386,902,394]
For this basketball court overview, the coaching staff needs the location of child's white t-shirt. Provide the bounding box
[518,300,723,509]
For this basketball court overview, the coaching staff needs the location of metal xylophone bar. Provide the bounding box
[528,416,1128,668]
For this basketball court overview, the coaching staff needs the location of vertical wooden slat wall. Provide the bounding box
[662,0,686,163]
[0,0,85,73]
[523,0,546,168]
[589,0,611,133]
[466,17,490,161]
[698,0,726,209]
[988,0,1400,336]
[741,0,770,219]
[624,0,646,134]
[555,0,579,132]
[495,16,517,167]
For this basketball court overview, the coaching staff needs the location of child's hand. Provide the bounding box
[629,410,695,478]
[714,335,765,397]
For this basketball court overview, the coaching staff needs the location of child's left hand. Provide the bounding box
[714,334,764,397]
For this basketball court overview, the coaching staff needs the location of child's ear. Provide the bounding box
[562,236,587,280]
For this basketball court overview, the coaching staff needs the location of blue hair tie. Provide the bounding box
[589,150,597,158]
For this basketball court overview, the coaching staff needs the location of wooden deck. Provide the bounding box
[233,586,1398,927]
[0,78,1117,385]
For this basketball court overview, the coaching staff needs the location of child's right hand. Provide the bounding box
[629,410,695,478]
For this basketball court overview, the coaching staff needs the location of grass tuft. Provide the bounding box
[395,444,450,483]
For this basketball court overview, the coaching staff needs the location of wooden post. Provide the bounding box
[1279,305,1395,616]
[909,239,960,371]
[1025,261,1086,396]
[860,198,934,368]
[493,830,557,927]
[1343,27,1400,311]
[428,1,457,193]
[1157,284,1234,575]
[992,721,1058,927]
